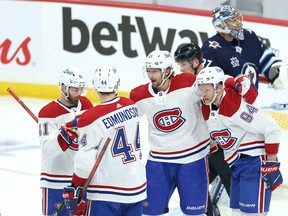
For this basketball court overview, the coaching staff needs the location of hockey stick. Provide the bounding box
[210,176,224,216]
[259,75,271,84]
[7,87,39,123]
[51,135,112,216]
[261,103,288,110]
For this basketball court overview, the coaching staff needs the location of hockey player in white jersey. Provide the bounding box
[197,66,283,216]
[130,50,211,215]
[62,65,146,216]
[174,43,231,216]
[202,5,288,90]
[38,67,93,216]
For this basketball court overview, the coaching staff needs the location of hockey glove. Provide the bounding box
[224,76,258,104]
[261,161,283,191]
[269,62,288,90]
[235,75,258,104]
[58,118,79,151]
[63,186,86,216]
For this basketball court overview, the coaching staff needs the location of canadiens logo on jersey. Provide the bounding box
[153,108,186,132]
[210,129,237,150]
[208,40,222,49]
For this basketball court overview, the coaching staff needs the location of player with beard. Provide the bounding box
[38,67,93,216]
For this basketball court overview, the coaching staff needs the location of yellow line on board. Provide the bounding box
[0,82,129,105]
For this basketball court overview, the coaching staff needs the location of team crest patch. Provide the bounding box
[208,40,222,49]
[235,46,242,54]
[153,108,186,132]
[230,57,240,67]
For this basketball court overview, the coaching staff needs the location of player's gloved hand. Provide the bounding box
[63,186,86,216]
[58,118,79,151]
[235,75,258,104]
[224,76,258,104]
[261,161,283,191]
[269,62,288,90]
[60,118,79,144]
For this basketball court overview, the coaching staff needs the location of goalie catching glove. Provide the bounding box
[63,186,86,216]
[58,118,79,151]
[261,161,283,191]
[268,62,288,90]
[225,75,258,104]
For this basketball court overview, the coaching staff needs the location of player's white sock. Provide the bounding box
[142,214,166,216]
[232,209,241,216]
[240,212,267,216]
[183,214,206,216]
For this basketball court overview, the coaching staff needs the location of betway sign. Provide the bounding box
[62,7,210,57]
[1,1,288,91]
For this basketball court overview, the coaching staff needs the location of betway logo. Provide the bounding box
[62,7,209,56]
[0,37,31,65]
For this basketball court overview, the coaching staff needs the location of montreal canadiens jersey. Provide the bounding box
[73,97,146,203]
[130,73,210,164]
[202,29,282,87]
[201,88,281,167]
[39,96,93,189]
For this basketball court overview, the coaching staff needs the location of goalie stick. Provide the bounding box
[51,134,112,216]
[7,87,39,123]
[210,176,225,216]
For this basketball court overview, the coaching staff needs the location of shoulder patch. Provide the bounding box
[208,41,222,49]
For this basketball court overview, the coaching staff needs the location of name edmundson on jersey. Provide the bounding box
[102,106,138,128]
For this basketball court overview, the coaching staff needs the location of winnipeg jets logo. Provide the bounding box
[153,108,186,132]
[208,41,222,49]
[241,62,258,84]
[230,57,240,67]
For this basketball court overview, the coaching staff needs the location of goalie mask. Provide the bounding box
[59,67,87,101]
[212,5,244,40]
[144,50,174,87]
[196,66,225,105]
[93,65,120,93]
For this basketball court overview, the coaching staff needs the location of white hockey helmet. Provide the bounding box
[93,65,120,93]
[197,66,225,105]
[197,66,225,89]
[144,50,173,73]
[59,67,87,101]
[212,5,244,40]
[59,67,87,88]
